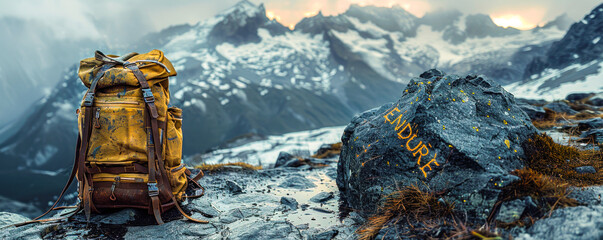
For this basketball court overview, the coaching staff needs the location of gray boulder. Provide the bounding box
[588,93,603,106]
[581,129,603,144]
[274,152,297,168]
[337,69,537,221]
[516,205,603,240]
[543,101,578,115]
[577,118,603,131]
[519,104,546,120]
[566,93,594,102]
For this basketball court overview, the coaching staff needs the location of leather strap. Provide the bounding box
[8,206,81,228]
[184,175,205,199]
[32,136,82,221]
[83,178,91,222]
[151,196,164,225]
[144,108,163,225]
[126,63,163,160]
[192,170,204,182]
[172,196,208,223]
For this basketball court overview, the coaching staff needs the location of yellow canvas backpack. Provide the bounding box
[24,50,207,226]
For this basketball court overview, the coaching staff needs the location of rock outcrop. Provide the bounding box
[337,69,538,221]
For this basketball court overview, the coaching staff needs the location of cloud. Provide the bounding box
[0,0,600,43]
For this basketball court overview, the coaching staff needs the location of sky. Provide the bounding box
[0,0,600,43]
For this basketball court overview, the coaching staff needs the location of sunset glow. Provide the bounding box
[304,11,319,17]
[265,1,545,32]
[266,11,281,21]
[492,15,535,30]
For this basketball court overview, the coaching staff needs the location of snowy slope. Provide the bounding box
[508,3,603,100]
[196,126,345,166]
[506,60,603,100]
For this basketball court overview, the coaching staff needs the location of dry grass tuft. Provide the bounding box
[532,109,569,129]
[532,108,603,129]
[494,168,581,228]
[356,185,455,240]
[195,162,262,172]
[312,142,342,159]
[502,168,581,207]
[522,133,602,186]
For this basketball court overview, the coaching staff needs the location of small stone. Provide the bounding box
[278,176,316,189]
[226,180,243,194]
[310,192,334,203]
[295,223,309,230]
[188,199,220,218]
[280,197,298,210]
[575,166,596,174]
[274,152,298,168]
[309,229,339,240]
[497,198,528,223]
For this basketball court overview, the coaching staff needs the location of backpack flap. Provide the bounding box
[78,49,177,90]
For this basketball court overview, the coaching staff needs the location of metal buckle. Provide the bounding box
[147,183,159,196]
[142,88,155,103]
[83,92,94,106]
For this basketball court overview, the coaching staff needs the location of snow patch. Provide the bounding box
[183,98,207,112]
[506,60,603,101]
[330,29,395,80]
[31,145,58,166]
[199,126,346,166]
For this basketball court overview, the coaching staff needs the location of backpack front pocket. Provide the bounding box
[81,101,147,165]
[164,107,183,168]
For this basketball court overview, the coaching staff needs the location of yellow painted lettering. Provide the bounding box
[405,134,422,152]
[384,107,400,123]
[419,153,439,178]
[393,117,406,131]
[397,123,412,139]
[413,144,429,165]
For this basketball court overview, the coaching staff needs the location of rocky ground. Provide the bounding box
[0,153,364,240]
[0,72,601,239]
